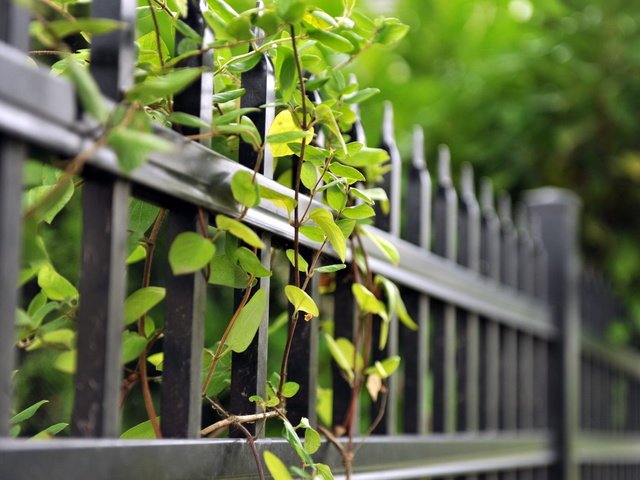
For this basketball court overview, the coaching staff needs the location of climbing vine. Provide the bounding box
[14,0,411,478]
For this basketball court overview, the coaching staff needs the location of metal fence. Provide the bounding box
[1,1,639,479]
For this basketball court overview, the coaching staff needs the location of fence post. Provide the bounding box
[526,188,581,480]
[0,0,29,438]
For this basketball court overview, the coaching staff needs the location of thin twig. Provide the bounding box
[200,410,278,437]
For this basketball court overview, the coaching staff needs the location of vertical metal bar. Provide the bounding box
[516,206,535,434]
[527,188,581,480]
[161,206,207,438]
[229,35,274,436]
[499,195,518,440]
[286,246,318,427]
[432,145,457,434]
[72,173,130,437]
[160,0,211,440]
[72,0,134,438]
[90,0,136,99]
[457,164,480,433]
[479,179,500,433]
[332,268,357,433]
[370,103,401,434]
[0,138,24,437]
[0,0,29,439]
[400,126,431,434]
[530,217,548,433]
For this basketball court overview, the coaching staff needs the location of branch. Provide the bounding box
[200,410,278,437]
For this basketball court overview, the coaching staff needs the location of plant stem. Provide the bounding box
[201,277,255,395]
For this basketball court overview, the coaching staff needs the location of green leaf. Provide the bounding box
[326,185,347,212]
[304,76,330,91]
[235,247,271,277]
[289,143,330,166]
[365,356,401,379]
[300,163,318,190]
[315,104,346,154]
[31,422,68,440]
[212,88,246,104]
[277,0,307,23]
[342,147,389,168]
[42,329,75,348]
[344,87,380,105]
[65,58,109,122]
[281,417,314,466]
[169,232,215,275]
[308,29,354,53]
[286,249,309,272]
[362,228,400,265]
[168,112,210,129]
[295,418,321,455]
[129,199,160,235]
[328,163,365,184]
[260,186,297,213]
[208,254,250,289]
[226,288,268,353]
[215,107,260,126]
[336,219,356,238]
[281,381,300,398]
[175,18,202,41]
[231,170,260,208]
[324,334,354,383]
[201,350,232,396]
[48,18,121,38]
[126,68,205,104]
[267,110,314,157]
[375,18,410,46]
[126,244,147,265]
[350,187,374,205]
[284,285,319,317]
[54,351,76,374]
[147,352,164,371]
[316,387,332,427]
[342,204,375,219]
[23,176,74,225]
[216,215,265,249]
[124,287,166,326]
[315,463,334,480]
[309,209,346,262]
[352,283,385,315]
[227,51,263,73]
[227,14,252,40]
[107,127,174,172]
[121,331,148,364]
[263,451,293,480]
[37,265,78,301]
[276,47,297,103]
[120,418,159,439]
[10,400,48,426]
[300,225,325,242]
[314,263,346,273]
[376,275,418,331]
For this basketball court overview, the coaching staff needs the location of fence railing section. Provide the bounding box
[0,1,639,479]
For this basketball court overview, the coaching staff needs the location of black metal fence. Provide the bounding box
[1,1,639,479]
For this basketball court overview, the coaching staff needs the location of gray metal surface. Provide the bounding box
[0,49,553,339]
[0,433,553,479]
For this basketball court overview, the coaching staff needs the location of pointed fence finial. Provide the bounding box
[382,101,395,144]
[412,125,426,170]
[480,178,495,212]
[499,193,512,224]
[461,163,475,199]
[438,144,451,185]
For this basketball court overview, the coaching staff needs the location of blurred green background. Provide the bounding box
[356,0,640,344]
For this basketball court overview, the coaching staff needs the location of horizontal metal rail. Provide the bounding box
[0,46,553,338]
[576,433,640,463]
[0,433,553,480]
[581,335,640,381]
